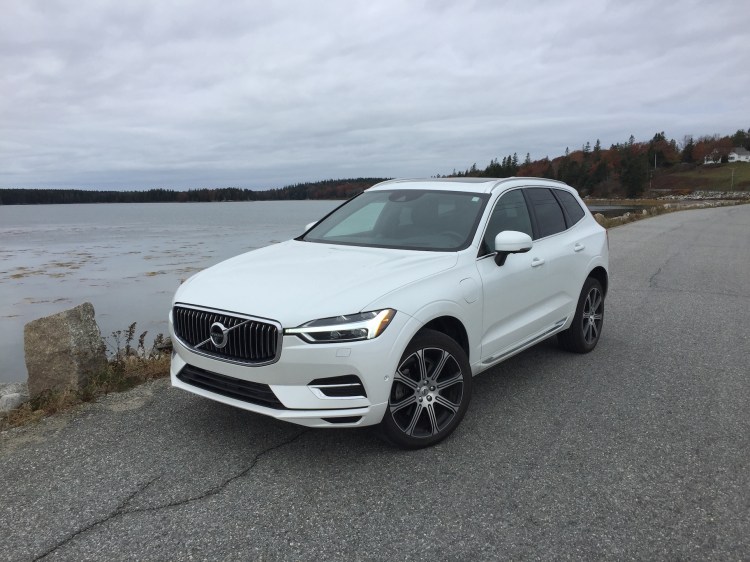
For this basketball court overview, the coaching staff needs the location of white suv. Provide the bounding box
[169,178,609,448]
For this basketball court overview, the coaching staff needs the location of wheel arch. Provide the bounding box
[418,315,470,359]
[588,266,609,296]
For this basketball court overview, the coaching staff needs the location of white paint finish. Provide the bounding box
[171,178,609,429]
[459,277,480,304]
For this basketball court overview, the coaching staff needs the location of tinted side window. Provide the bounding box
[481,190,533,255]
[555,189,585,225]
[526,188,566,238]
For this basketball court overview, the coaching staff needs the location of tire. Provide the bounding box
[558,277,604,353]
[380,329,472,449]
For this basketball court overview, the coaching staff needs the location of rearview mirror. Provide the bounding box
[494,231,532,266]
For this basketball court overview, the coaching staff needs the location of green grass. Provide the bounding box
[659,163,750,191]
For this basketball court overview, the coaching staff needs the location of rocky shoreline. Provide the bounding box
[658,190,750,200]
[592,198,747,228]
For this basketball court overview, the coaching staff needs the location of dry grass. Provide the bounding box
[0,323,171,430]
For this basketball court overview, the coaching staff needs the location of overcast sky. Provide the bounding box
[2,0,749,190]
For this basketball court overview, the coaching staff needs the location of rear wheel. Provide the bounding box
[558,277,604,353]
[380,329,472,449]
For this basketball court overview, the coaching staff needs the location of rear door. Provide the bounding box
[551,188,592,308]
[522,188,578,328]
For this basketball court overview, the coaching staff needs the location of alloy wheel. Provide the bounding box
[581,287,603,345]
[389,347,464,438]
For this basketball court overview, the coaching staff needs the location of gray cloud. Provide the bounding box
[1,0,748,189]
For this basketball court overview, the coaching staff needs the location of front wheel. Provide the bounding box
[558,277,604,353]
[380,329,472,449]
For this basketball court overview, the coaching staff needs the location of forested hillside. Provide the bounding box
[448,128,750,197]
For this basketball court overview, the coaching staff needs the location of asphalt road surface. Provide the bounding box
[2,204,749,561]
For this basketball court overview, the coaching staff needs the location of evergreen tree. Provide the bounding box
[620,147,648,198]
[731,129,749,150]
[682,135,695,163]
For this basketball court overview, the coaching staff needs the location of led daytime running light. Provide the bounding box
[285,309,395,342]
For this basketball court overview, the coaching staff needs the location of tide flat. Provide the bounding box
[0,200,339,383]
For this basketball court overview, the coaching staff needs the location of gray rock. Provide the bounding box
[594,213,606,224]
[24,302,108,398]
[0,393,26,413]
[0,382,29,414]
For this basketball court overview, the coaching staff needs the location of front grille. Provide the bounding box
[177,364,285,409]
[173,305,280,365]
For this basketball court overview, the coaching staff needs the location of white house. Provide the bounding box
[728,147,750,163]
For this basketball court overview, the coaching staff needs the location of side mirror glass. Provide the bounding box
[494,231,532,266]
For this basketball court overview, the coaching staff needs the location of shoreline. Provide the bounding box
[2,197,748,392]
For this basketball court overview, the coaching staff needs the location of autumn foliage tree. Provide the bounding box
[449,127,746,197]
[693,136,733,163]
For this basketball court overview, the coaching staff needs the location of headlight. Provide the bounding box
[284,309,396,343]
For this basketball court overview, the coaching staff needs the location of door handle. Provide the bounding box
[574,243,585,252]
[531,257,545,267]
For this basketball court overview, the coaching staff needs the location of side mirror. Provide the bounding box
[494,231,532,266]
[304,221,318,232]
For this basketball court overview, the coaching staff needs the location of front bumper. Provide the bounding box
[169,309,419,428]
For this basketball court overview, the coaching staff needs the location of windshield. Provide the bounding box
[300,189,490,251]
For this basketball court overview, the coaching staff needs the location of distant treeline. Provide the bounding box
[0,178,388,205]
[446,127,750,197]
[4,126,749,204]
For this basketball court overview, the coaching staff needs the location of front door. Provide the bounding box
[476,189,551,362]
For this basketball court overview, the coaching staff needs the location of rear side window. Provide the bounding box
[526,188,566,238]
[554,189,585,225]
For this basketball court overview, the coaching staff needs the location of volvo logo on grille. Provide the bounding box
[209,322,229,349]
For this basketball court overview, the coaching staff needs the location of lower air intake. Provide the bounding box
[322,416,363,424]
[177,364,285,409]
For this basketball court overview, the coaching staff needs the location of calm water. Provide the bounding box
[0,201,339,383]
[588,204,645,217]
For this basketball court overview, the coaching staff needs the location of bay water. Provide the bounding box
[1,198,630,383]
[0,201,339,383]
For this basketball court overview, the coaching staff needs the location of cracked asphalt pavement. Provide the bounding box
[2,204,749,561]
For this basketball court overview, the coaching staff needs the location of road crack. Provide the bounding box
[32,429,309,560]
[648,266,662,288]
[33,474,161,561]
[121,428,310,515]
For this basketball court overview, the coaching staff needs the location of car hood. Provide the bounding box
[174,240,458,327]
